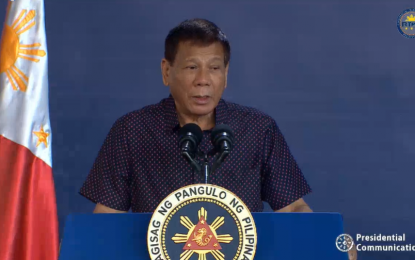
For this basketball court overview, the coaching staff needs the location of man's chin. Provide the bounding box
[189,105,215,117]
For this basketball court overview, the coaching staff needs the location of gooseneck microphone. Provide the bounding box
[210,124,234,175]
[178,123,234,184]
[178,123,203,174]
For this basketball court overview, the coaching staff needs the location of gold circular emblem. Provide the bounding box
[147,184,257,260]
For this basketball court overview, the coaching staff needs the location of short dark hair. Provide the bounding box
[164,18,231,66]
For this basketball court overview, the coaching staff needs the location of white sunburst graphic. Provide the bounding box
[336,234,354,252]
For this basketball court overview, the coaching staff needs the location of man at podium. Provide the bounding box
[80,18,313,215]
[79,18,357,260]
[80,18,313,213]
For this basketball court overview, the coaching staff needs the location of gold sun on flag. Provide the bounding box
[0,9,46,92]
[33,126,49,148]
[171,207,233,260]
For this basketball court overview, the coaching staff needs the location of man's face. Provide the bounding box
[161,41,228,117]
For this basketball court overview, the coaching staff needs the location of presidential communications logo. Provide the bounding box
[147,184,257,260]
[336,233,415,252]
[336,234,354,252]
[397,8,415,38]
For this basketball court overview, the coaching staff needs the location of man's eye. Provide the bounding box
[187,66,197,69]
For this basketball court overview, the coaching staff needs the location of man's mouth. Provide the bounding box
[192,95,210,104]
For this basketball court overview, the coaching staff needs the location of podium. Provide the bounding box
[59,212,348,260]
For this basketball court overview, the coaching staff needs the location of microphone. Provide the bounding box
[211,124,234,174]
[178,123,203,174]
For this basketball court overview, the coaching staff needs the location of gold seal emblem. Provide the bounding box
[172,207,232,259]
[147,184,257,260]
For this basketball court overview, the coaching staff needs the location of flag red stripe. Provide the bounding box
[0,135,58,260]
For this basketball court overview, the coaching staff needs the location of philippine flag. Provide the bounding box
[0,0,59,259]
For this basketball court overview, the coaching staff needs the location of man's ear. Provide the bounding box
[161,58,171,86]
[224,63,229,89]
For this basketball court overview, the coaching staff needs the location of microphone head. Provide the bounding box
[178,123,203,149]
[211,124,234,151]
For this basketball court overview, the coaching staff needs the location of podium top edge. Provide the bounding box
[65,212,343,217]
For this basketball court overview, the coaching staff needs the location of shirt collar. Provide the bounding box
[162,95,229,133]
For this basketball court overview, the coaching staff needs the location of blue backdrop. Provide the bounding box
[2,1,414,259]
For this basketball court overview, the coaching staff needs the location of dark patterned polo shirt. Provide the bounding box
[79,96,312,212]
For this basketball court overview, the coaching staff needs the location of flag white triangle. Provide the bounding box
[0,0,51,167]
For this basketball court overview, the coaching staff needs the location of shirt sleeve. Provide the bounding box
[79,116,132,211]
[261,119,312,211]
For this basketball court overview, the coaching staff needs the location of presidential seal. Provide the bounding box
[147,184,257,260]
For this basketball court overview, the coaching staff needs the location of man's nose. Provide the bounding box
[195,68,210,86]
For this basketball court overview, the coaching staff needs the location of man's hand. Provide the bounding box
[93,203,128,213]
[275,198,312,213]
[348,244,357,260]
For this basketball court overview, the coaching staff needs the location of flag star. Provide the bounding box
[33,126,49,147]
[201,220,204,224]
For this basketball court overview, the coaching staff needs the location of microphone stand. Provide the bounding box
[210,139,231,175]
[202,153,210,184]
[200,150,229,184]
[181,150,201,175]
[185,148,228,185]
